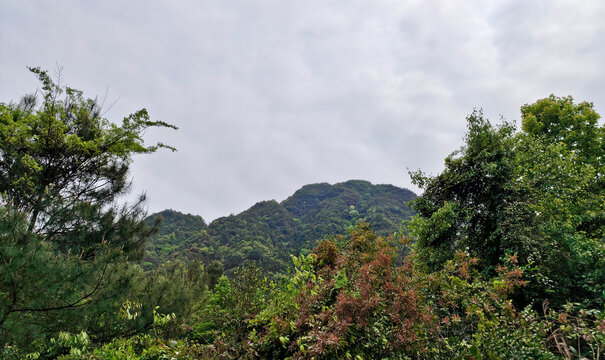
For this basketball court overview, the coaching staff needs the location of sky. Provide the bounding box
[1,0,605,222]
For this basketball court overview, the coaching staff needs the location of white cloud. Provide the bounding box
[2,0,605,221]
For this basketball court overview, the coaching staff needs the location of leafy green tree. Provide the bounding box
[0,67,176,347]
[410,101,605,307]
[112,259,208,341]
[521,95,605,243]
[409,111,523,272]
[518,96,605,306]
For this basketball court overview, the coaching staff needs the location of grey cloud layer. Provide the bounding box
[1,0,604,221]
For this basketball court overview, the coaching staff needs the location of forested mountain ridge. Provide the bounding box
[144,180,416,273]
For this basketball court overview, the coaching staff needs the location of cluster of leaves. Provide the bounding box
[144,180,417,276]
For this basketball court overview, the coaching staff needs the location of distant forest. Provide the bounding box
[144,180,416,274]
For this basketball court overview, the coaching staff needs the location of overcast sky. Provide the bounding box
[1,1,604,221]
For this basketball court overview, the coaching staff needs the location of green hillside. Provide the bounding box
[144,180,416,273]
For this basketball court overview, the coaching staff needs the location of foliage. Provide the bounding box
[208,224,605,359]
[409,111,519,271]
[0,206,142,348]
[0,67,176,239]
[142,210,209,270]
[409,101,605,308]
[189,263,275,346]
[0,67,176,348]
[520,95,605,306]
[145,180,417,275]
[4,224,604,359]
[4,76,605,360]
[417,251,554,359]
[250,225,434,359]
[114,259,208,340]
[521,95,604,170]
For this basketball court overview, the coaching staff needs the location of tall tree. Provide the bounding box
[410,101,605,308]
[518,95,605,305]
[409,111,523,272]
[0,67,177,347]
[521,95,605,242]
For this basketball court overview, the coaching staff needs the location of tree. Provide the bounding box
[410,101,605,308]
[521,95,605,242]
[518,95,605,306]
[409,111,524,272]
[0,67,177,347]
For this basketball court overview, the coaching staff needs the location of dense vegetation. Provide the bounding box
[1,69,604,359]
[144,180,416,274]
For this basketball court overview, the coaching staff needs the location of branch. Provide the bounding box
[11,262,109,314]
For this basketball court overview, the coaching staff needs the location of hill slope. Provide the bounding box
[144,180,416,273]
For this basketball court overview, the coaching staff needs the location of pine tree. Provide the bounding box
[0,67,177,348]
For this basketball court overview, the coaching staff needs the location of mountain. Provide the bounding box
[143,180,416,273]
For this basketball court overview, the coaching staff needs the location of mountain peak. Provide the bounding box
[145,180,416,273]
